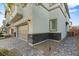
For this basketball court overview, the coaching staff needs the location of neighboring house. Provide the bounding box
[69,26,79,36]
[5,3,70,45]
[2,9,14,37]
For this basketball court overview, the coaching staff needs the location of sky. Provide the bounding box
[0,3,79,27]
[0,3,5,27]
[68,3,79,26]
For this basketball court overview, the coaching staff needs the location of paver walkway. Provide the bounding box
[0,37,77,56]
[50,37,77,56]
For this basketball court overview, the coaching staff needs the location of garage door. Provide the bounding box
[18,25,28,40]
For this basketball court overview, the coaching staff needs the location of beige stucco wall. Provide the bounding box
[22,4,33,34]
[31,4,69,40]
[58,8,67,40]
[32,4,49,34]
[13,4,33,34]
[8,3,70,40]
[49,8,67,40]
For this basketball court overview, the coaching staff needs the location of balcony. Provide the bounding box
[11,5,23,23]
[11,13,23,23]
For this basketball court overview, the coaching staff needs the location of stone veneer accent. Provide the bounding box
[28,33,61,44]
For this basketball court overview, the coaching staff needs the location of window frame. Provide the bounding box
[49,19,57,32]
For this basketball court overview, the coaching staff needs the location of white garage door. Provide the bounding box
[18,25,28,41]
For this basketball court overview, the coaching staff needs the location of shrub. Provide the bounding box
[0,32,3,35]
[0,48,15,56]
[0,35,4,37]
[0,32,4,37]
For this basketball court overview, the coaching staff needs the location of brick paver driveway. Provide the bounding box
[49,37,77,56]
[0,37,77,56]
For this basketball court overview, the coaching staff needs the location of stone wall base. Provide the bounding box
[28,33,61,44]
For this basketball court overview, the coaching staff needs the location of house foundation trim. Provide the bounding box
[28,33,61,44]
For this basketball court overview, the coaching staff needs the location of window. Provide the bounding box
[49,19,57,31]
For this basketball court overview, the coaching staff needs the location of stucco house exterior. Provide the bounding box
[5,3,70,45]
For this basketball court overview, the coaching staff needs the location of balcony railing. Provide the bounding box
[11,13,23,23]
[10,5,23,23]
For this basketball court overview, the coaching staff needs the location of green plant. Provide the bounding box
[0,48,15,56]
[0,32,4,37]
[0,35,4,37]
[0,32,3,35]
